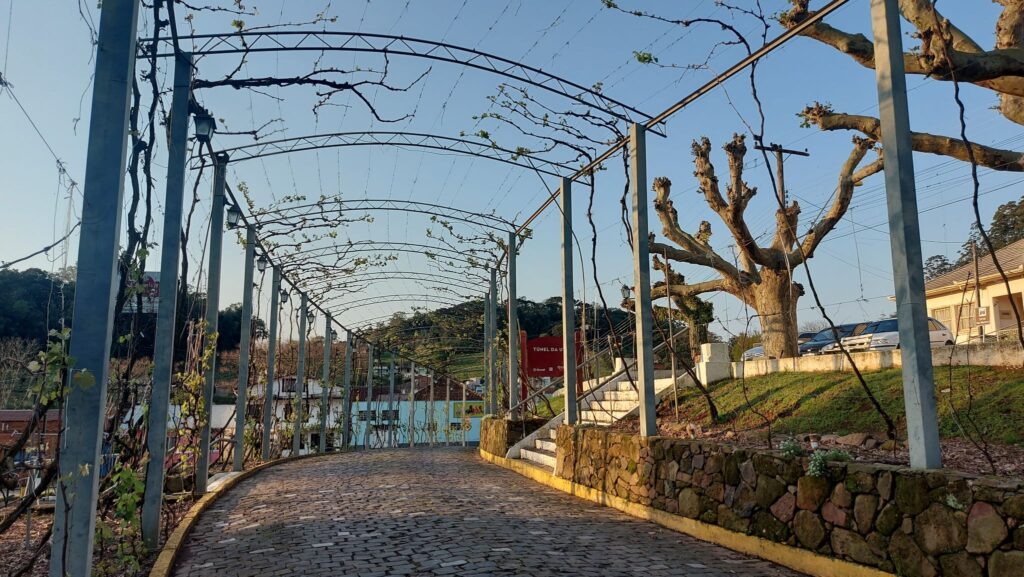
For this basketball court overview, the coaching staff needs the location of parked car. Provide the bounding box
[802,322,870,355]
[797,331,817,344]
[741,344,765,361]
[839,317,954,352]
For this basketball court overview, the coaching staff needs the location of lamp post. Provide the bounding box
[225,203,243,229]
[257,254,269,273]
[193,112,216,144]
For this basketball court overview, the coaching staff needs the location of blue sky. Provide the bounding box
[2,0,1021,342]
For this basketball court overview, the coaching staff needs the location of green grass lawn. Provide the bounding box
[666,366,1024,445]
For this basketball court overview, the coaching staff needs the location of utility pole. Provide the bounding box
[753,142,810,207]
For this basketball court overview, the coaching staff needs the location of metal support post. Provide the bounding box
[461,383,467,447]
[445,376,451,446]
[387,356,396,448]
[408,361,416,447]
[341,331,353,449]
[429,371,436,447]
[629,123,657,437]
[196,152,229,495]
[488,269,498,415]
[870,0,941,468]
[560,177,578,425]
[233,225,256,471]
[141,50,190,551]
[507,231,520,418]
[364,345,374,449]
[482,289,492,414]
[319,315,332,453]
[262,268,281,459]
[293,293,308,456]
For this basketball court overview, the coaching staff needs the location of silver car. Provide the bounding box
[839,317,954,352]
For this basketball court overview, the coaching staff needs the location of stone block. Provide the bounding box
[770,492,796,523]
[989,551,1024,577]
[755,474,786,509]
[896,475,931,515]
[914,503,966,556]
[966,501,1007,554]
[937,552,983,577]
[854,494,879,535]
[797,475,830,511]
[793,510,825,549]
[888,532,937,577]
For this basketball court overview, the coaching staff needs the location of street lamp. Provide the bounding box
[306,310,316,326]
[280,287,289,303]
[256,255,268,273]
[225,203,243,229]
[620,285,632,300]
[193,112,216,144]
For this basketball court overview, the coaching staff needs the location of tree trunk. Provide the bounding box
[751,269,800,359]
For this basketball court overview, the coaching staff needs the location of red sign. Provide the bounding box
[523,332,583,389]
[524,336,564,378]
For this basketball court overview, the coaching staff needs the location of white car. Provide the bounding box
[839,317,954,352]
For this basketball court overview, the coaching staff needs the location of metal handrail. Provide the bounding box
[574,327,689,411]
[508,325,689,417]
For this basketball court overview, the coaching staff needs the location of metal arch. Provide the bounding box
[321,294,468,317]
[193,131,576,179]
[273,240,500,268]
[141,31,663,133]
[254,197,516,232]
[296,271,487,295]
[320,292,470,310]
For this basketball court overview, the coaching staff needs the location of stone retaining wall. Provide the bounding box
[554,426,1024,577]
[733,341,1023,379]
[479,417,546,458]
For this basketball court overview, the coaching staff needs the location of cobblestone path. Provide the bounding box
[172,448,805,577]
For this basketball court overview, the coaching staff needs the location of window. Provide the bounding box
[931,307,952,327]
[358,410,376,422]
[956,305,977,333]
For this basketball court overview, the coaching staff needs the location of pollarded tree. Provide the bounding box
[649,134,881,358]
[784,0,1024,138]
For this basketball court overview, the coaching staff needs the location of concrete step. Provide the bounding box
[616,381,638,392]
[590,400,637,412]
[549,428,558,440]
[580,409,630,424]
[535,439,556,453]
[520,447,556,470]
[602,390,639,401]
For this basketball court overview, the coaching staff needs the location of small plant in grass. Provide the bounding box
[779,438,805,459]
[807,449,851,477]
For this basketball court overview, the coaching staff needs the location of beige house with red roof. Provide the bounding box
[925,238,1024,341]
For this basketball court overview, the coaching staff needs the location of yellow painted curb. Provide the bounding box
[479,449,894,577]
[148,452,336,577]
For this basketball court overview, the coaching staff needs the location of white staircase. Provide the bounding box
[519,427,558,470]
[510,370,688,472]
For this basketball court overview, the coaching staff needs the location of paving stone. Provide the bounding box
[171,448,805,577]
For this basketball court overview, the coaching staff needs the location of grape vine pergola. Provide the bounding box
[53,1,946,576]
